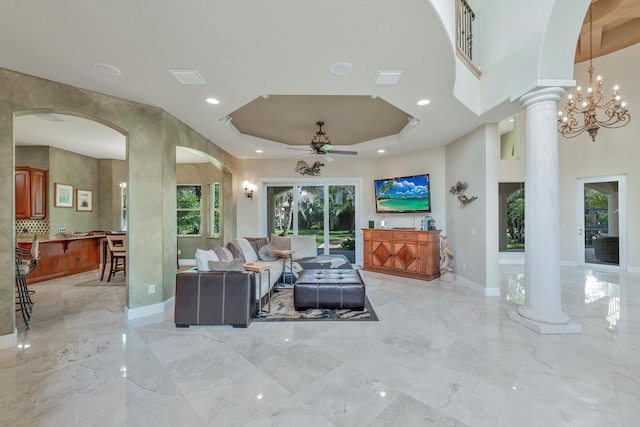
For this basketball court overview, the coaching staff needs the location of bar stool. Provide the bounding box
[106,234,127,282]
[15,236,39,329]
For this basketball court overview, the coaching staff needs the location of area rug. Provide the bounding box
[253,288,378,322]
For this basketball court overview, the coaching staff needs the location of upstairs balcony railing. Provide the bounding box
[456,0,481,77]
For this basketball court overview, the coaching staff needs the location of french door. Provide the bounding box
[263,179,360,264]
[576,175,627,269]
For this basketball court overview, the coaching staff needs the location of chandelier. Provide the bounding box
[558,5,630,142]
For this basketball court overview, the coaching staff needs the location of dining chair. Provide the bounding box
[106,234,127,282]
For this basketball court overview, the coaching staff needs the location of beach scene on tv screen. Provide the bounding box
[375,175,430,212]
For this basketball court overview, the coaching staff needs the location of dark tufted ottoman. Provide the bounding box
[294,269,365,310]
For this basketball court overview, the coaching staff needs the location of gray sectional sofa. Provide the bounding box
[175,234,353,327]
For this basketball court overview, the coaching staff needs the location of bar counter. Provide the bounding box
[17,233,105,284]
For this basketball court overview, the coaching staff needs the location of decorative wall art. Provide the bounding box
[76,189,93,212]
[449,181,477,207]
[54,183,74,208]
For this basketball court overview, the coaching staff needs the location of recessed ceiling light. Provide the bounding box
[255,149,263,153]
[94,63,122,76]
[417,99,431,106]
[377,149,386,153]
[206,98,220,105]
[331,62,352,75]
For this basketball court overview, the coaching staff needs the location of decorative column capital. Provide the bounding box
[518,86,565,110]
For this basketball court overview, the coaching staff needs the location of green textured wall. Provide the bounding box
[0,68,236,339]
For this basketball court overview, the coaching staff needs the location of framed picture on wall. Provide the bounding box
[76,189,93,212]
[54,183,74,208]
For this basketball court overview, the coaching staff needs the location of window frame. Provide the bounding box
[208,182,221,238]
[176,184,203,237]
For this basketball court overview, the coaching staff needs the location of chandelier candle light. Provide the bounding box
[558,5,630,142]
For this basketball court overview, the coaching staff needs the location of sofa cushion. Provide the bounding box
[226,241,246,263]
[270,233,291,250]
[195,248,219,271]
[291,235,317,259]
[236,238,258,263]
[258,244,278,262]
[208,258,244,272]
[214,245,233,261]
[245,237,269,254]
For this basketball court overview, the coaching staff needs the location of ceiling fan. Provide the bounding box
[289,121,357,162]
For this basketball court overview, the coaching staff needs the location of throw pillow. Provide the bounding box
[245,237,269,254]
[236,238,258,263]
[226,241,246,263]
[207,258,244,272]
[214,245,233,261]
[195,248,219,271]
[270,233,291,250]
[290,235,317,259]
[258,244,277,262]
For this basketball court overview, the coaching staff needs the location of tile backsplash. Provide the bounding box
[16,219,50,235]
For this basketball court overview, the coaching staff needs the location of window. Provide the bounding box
[177,185,202,235]
[208,182,221,237]
[120,182,127,231]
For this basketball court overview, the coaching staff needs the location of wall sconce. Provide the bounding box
[119,182,127,189]
[243,181,256,199]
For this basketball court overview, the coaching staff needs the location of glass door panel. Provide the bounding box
[584,182,619,266]
[267,186,294,237]
[328,185,355,262]
[297,185,324,255]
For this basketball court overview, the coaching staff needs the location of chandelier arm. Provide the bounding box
[557,4,630,142]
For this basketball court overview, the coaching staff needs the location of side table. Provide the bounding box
[243,262,272,316]
[272,249,295,287]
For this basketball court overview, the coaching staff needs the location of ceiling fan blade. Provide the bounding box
[328,150,357,155]
[320,143,333,152]
[322,154,335,162]
[296,152,313,160]
[287,147,314,151]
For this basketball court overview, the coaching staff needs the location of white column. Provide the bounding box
[508,86,581,334]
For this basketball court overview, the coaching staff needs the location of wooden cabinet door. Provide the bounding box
[394,242,419,272]
[419,232,440,277]
[363,232,372,267]
[15,168,30,219]
[371,241,394,269]
[30,169,47,219]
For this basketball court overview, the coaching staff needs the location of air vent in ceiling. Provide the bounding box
[373,70,404,85]
[169,69,207,85]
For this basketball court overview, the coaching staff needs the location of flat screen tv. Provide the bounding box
[374,174,431,213]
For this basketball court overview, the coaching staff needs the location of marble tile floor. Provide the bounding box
[1,265,639,426]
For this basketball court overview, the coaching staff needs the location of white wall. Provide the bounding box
[445,124,499,294]
[558,43,640,269]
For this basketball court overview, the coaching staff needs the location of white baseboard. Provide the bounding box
[455,275,500,297]
[125,297,175,321]
[0,329,17,349]
[561,260,578,267]
[498,252,525,265]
